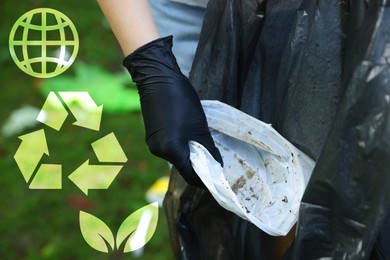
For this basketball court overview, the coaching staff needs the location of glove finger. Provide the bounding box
[209,145,223,167]
[174,144,206,189]
[178,161,207,189]
[151,137,205,189]
[193,133,224,167]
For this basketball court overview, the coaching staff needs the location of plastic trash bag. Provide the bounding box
[189,100,314,236]
[163,0,390,259]
[292,1,390,259]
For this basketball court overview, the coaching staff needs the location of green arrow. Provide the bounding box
[68,160,123,195]
[29,164,62,189]
[36,91,69,131]
[14,129,49,182]
[59,92,103,131]
[91,132,128,163]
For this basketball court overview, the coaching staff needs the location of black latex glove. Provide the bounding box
[123,36,223,188]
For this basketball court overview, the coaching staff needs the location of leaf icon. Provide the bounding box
[116,202,159,253]
[79,211,115,253]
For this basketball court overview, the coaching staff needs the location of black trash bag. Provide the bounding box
[164,169,295,260]
[293,1,390,259]
[162,0,390,259]
[164,0,298,259]
[191,0,304,123]
[273,0,347,160]
[163,168,241,260]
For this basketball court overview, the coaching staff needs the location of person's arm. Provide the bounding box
[97,0,159,55]
[97,0,223,187]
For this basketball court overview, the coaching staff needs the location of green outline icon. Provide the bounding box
[14,91,128,194]
[79,202,159,253]
[9,8,79,78]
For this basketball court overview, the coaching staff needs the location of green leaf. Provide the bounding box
[116,202,159,253]
[79,211,115,253]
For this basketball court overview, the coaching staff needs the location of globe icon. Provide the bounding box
[9,8,79,78]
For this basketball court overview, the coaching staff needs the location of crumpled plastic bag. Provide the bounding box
[189,100,315,236]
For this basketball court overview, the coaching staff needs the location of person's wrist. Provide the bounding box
[122,35,183,88]
[122,35,174,68]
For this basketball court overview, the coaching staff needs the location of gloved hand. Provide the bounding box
[123,36,223,188]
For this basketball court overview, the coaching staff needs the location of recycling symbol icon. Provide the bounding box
[14,92,128,195]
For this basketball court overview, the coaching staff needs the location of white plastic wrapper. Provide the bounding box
[189,100,315,236]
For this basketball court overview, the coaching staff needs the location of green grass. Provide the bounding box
[0,1,174,259]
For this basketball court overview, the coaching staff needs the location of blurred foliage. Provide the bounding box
[0,0,174,259]
[39,62,140,113]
